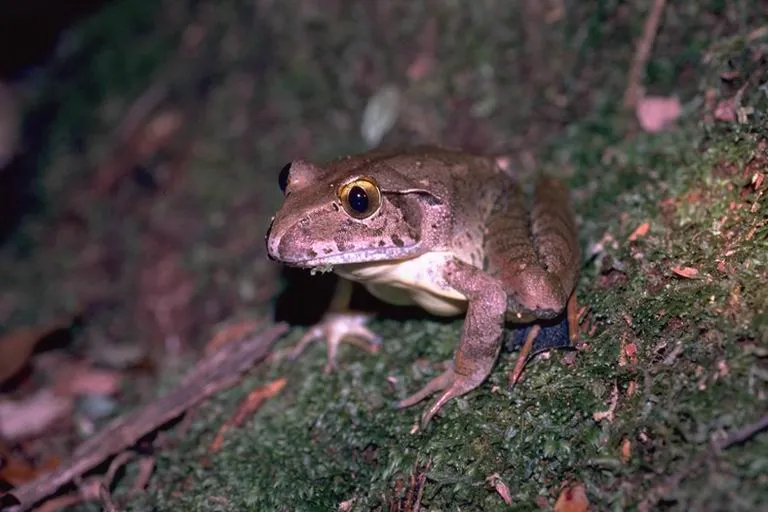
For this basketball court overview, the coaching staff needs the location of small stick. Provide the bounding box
[208,377,287,454]
[715,413,768,451]
[566,292,579,342]
[97,485,122,512]
[508,324,541,389]
[4,323,288,512]
[639,413,768,512]
[623,0,668,108]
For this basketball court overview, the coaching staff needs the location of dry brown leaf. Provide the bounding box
[624,342,639,365]
[714,98,736,122]
[628,222,650,242]
[620,438,632,463]
[485,473,512,505]
[671,266,699,279]
[0,322,69,385]
[554,482,589,512]
[0,390,73,441]
[54,363,123,397]
[0,445,59,487]
[636,96,681,133]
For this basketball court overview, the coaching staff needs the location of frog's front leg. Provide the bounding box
[396,259,507,428]
[286,278,381,373]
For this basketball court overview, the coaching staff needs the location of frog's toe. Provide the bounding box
[396,363,491,429]
[395,365,455,410]
[285,312,380,372]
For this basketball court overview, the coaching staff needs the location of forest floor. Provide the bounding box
[0,1,766,511]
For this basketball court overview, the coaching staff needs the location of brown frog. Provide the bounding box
[265,146,580,428]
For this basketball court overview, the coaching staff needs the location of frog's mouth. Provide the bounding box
[265,216,423,268]
[271,246,422,269]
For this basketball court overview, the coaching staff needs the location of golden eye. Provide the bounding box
[338,177,381,219]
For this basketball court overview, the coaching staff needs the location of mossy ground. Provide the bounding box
[1,1,766,510]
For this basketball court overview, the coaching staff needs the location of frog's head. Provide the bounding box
[265,152,448,268]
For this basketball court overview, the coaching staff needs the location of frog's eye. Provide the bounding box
[278,162,291,194]
[338,177,381,219]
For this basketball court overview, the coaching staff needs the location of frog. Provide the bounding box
[265,146,581,429]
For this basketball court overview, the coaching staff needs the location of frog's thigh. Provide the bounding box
[529,177,580,294]
[484,180,578,315]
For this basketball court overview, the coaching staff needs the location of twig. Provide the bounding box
[3,323,288,512]
[97,485,122,512]
[715,413,768,451]
[207,377,287,454]
[623,0,668,108]
[507,324,541,389]
[129,456,156,495]
[639,413,768,511]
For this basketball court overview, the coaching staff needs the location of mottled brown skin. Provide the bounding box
[265,146,580,428]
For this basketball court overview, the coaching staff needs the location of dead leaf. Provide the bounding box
[671,266,699,279]
[0,390,72,441]
[624,342,638,365]
[714,97,736,122]
[554,482,589,512]
[636,96,681,133]
[628,222,650,242]
[0,322,69,385]
[485,473,512,505]
[0,444,59,487]
[620,438,632,463]
[54,364,123,397]
[407,17,436,82]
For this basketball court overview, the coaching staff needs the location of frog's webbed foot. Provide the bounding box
[286,311,382,373]
[397,259,507,430]
[396,363,493,428]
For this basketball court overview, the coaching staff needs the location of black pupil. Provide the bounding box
[278,163,291,192]
[348,186,369,213]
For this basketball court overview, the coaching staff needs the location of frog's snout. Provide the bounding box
[265,218,279,261]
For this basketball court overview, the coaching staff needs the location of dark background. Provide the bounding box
[0,0,107,79]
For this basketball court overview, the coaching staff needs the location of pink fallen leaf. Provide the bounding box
[0,390,73,440]
[714,98,736,122]
[486,473,512,505]
[0,322,70,384]
[636,96,681,133]
[407,53,434,82]
[628,222,650,242]
[672,266,699,279]
[54,364,123,397]
[554,482,589,512]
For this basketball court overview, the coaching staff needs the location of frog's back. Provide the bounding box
[325,145,503,196]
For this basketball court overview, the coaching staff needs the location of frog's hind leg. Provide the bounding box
[485,178,580,318]
[395,259,507,429]
[529,177,581,303]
